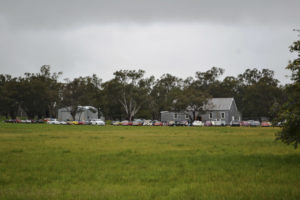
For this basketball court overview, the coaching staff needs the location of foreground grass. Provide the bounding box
[0,124,299,200]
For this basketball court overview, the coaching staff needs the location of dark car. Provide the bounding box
[179,120,189,126]
[31,119,44,123]
[231,120,240,126]
[4,119,16,123]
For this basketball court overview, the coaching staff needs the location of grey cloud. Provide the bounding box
[1,0,300,30]
[0,0,299,84]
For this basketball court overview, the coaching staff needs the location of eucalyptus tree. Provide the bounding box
[110,69,154,121]
[174,86,211,121]
[276,36,300,148]
[17,65,62,119]
[0,74,20,119]
[194,67,224,95]
[237,68,282,120]
[150,74,182,119]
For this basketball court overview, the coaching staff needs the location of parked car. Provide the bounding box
[162,121,169,126]
[4,119,19,123]
[31,119,45,123]
[80,121,90,125]
[47,119,60,125]
[121,120,130,126]
[240,121,249,126]
[204,121,212,126]
[90,119,105,125]
[112,121,121,126]
[66,121,73,125]
[132,119,143,126]
[261,121,272,127]
[212,120,226,126]
[21,119,32,123]
[77,121,85,125]
[43,118,51,122]
[143,120,152,126]
[192,120,204,126]
[275,121,284,127]
[178,120,189,126]
[152,120,163,126]
[168,121,176,126]
[248,120,260,127]
[83,121,92,125]
[230,120,240,126]
[59,121,67,125]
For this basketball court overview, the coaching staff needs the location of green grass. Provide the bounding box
[0,123,299,200]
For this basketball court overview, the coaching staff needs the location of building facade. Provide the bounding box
[160,98,241,124]
[57,106,99,121]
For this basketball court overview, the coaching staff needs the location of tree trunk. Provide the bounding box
[97,108,101,119]
[70,109,77,121]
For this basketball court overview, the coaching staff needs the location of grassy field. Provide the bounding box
[0,123,300,200]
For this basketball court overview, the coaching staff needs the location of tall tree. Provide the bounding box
[276,36,300,148]
[236,68,282,120]
[150,74,182,119]
[112,69,153,121]
[174,86,211,121]
[0,75,20,119]
[194,67,225,97]
[102,79,124,120]
[18,66,62,119]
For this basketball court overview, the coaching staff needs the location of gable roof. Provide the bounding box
[59,106,97,112]
[204,98,234,111]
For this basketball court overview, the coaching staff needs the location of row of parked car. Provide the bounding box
[110,119,272,127]
[4,118,106,125]
[4,118,273,127]
[4,119,45,123]
[46,119,106,125]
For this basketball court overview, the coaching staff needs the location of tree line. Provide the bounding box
[1,36,299,147]
[0,65,286,121]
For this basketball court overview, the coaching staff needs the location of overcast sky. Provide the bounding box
[0,0,300,84]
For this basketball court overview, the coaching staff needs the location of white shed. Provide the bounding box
[57,106,98,121]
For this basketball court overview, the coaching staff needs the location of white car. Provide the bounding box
[192,120,204,126]
[47,119,60,125]
[143,120,152,126]
[212,120,226,126]
[59,121,67,125]
[90,119,105,126]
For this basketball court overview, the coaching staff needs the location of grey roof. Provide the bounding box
[78,106,97,111]
[204,98,234,111]
[59,106,97,112]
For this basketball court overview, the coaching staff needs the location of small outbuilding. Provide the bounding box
[57,106,99,121]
